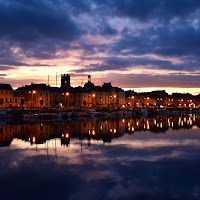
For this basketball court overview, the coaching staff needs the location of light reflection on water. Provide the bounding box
[0,115,200,199]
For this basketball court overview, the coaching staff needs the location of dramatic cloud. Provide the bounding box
[0,0,200,90]
[99,73,200,88]
[92,0,200,21]
[72,57,200,73]
[0,0,82,41]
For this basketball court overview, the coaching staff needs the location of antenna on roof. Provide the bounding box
[48,75,49,86]
[56,72,57,87]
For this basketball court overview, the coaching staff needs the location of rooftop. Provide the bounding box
[0,84,13,90]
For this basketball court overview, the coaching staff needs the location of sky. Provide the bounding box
[0,0,200,94]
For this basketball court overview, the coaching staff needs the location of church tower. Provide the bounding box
[61,74,70,88]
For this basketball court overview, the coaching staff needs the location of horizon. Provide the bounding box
[5,77,200,95]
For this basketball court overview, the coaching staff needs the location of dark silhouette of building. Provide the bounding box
[61,74,70,89]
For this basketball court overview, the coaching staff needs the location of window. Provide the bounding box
[0,98,3,105]
[41,92,42,96]
[6,91,7,94]
[10,98,12,102]
[1,91,2,94]
[15,98,17,103]
[6,98,8,102]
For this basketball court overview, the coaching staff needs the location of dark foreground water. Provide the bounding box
[1,115,200,200]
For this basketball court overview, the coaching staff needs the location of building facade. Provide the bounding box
[0,84,13,108]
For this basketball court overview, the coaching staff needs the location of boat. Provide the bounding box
[0,110,8,117]
[71,112,81,118]
[170,110,180,116]
[140,108,148,117]
[80,111,94,118]
[37,113,52,120]
[156,108,169,115]
[62,112,72,118]
[52,113,62,118]
[23,113,38,118]
[88,109,108,117]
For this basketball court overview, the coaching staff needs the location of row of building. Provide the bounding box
[0,74,200,109]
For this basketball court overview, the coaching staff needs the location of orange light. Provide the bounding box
[113,129,117,133]
[92,93,96,97]
[92,130,95,135]
[32,137,36,143]
[66,92,69,96]
[113,95,117,98]
[147,97,150,100]
[65,133,69,138]
[131,96,135,99]
[32,90,36,94]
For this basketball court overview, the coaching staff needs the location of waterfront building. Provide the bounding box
[70,79,126,108]
[8,75,200,109]
[15,83,50,108]
[170,93,196,108]
[125,90,166,107]
[0,84,13,108]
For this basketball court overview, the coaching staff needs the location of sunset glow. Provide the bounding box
[0,0,200,94]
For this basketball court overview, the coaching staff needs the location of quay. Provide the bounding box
[1,107,200,120]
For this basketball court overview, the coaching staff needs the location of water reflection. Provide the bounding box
[1,116,200,200]
[0,115,199,148]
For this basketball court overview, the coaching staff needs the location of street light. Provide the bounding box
[146,97,150,107]
[92,93,96,107]
[113,95,117,107]
[65,92,69,108]
[31,90,36,109]
[131,96,135,107]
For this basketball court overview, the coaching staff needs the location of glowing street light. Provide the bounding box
[32,137,36,143]
[131,96,135,107]
[65,92,70,108]
[65,133,69,138]
[30,90,36,109]
[92,93,96,97]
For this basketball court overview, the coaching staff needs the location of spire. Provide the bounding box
[88,75,91,82]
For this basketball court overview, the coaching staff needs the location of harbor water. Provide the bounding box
[0,115,200,199]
